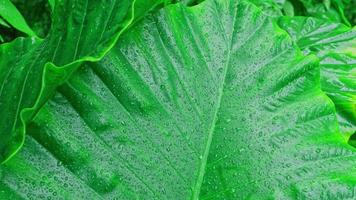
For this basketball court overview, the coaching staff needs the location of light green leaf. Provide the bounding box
[0,0,36,36]
[279,16,356,137]
[0,0,164,164]
[1,0,355,198]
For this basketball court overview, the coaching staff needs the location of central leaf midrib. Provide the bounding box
[190,4,268,197]
[190,4,234,199]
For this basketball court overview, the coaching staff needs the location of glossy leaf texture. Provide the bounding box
[0,0,164,164]
[279,17,356,137]
[1,0,355,199]
[0,0,37,36]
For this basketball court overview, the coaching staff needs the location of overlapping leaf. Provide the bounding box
[0,0,164,164]
[279,17,356,137]
[1,0,355,199]
[247,0,355,26]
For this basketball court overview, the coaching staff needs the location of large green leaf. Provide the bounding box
[279,17,356,137]
[0,0,164,164]
[1,0,355,198]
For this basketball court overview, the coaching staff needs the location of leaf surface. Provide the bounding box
[1,0,355,199]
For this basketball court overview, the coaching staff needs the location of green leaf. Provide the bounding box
[2,0,355,198]
[0,0,36,36]
[279,17,356,137]
[0,0,164,164]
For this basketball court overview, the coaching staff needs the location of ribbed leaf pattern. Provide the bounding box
[1,0,355,199]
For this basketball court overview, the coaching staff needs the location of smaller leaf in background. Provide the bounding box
[297,0,351,26]
[0,17,24,44]
[320,53,356,138]
[0,17,9,28]
[48,0,54,11]
[10,0,52,38]
[324,0,331,9]
[0,0,37,37]
[279,17,355,56]
[350,132,356,147]
[0,16,10,43]
[344,0,356,25]
[332,0,351,26]
[177,0,205,5]
[249,0,285,16]
[249,0,354,26]
[279,16,356,139]
[283,0,295,16]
